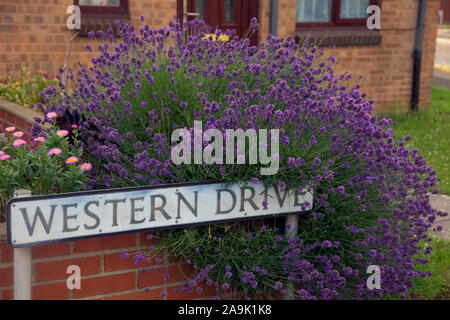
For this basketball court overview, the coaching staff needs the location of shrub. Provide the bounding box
[33,18,447,299]
[0,120,90,222]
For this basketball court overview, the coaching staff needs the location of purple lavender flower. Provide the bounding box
[34,18,441,301]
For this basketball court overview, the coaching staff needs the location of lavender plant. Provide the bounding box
[32,18,446,299]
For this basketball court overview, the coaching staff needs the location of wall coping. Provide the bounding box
[0,97,43,125]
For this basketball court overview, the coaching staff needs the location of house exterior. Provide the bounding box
[0,0,440,111]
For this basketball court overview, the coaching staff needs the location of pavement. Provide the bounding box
[434,28,450,89]
[430,195,450,240]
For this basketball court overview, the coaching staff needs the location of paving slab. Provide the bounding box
[430,194,450,240]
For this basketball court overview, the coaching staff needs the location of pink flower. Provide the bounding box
[46,112,57,119]
[33,136,46,142]
[5,127,15,132]
[0,154,10,161]
[13,139,26,147]
[56,130,69,137]
[48,148,62,155]
[65,156,79,164]
[71,124,78,129]
[13,131,24,138]
[80,163,92,171]
[0,151,4,156]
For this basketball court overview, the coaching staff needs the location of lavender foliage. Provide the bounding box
[33,18,447,299]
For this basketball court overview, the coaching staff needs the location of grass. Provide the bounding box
[411,238,450,300]
[388,87,450,194]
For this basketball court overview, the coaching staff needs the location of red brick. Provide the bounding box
[138,232,160,246]
[0,266,13,287]
[138,264,190,289]
[166,283,217,300]
[73,272,135,299]
[104,251,162,272]
[32,281,70,300]
[0,243,13,263]
[1,288,13,300]
[35,255,101,282]
[32,242,71,259]
[74,234,136,253]
[104,288,163,300]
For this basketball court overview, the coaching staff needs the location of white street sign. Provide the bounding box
[7,182,313,247]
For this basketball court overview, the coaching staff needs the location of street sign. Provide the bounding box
[7,181,313,247]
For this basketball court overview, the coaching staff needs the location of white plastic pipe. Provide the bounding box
[13,189,32,300]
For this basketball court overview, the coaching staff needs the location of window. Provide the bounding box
[74,0,130,36]
[296,0,377,28]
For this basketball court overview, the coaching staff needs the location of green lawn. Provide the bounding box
[411,238,450,299]
[388,87,450,194]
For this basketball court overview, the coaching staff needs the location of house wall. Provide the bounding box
[0,0,439,111]
[0,0,176,78]
[324,0,440,111]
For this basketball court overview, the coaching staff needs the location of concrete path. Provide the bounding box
[433,69,450,89]
[435,28,450,67]
[430,194,450,240]
[434,28,450,90]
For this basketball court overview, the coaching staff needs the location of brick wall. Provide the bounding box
[0,232,214,300]
[0,0,176,78]
[318,0,439,111]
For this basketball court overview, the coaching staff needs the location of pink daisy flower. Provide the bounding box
[5,127,15,132]
[46,112,57,119]
[13,131,24,138]
[0,154,10,161]
[13,139,26,147]
[80,163,92,171]
[65,156,79,164]
[56,130,69,137]
[0,151,4,156]
[33,136,46,142]
[48,148,62,155]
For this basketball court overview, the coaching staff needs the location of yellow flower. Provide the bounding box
[15,82,21,86]
[202,34,230,42]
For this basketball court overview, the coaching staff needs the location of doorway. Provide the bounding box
[177,0,259,44]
